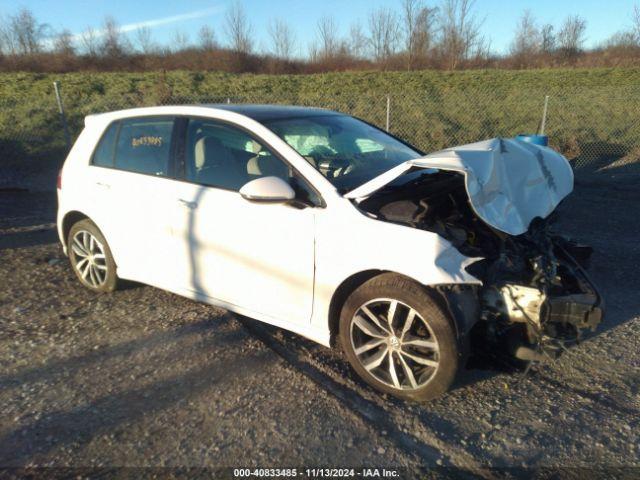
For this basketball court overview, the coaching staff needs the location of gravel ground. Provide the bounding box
[0,181,638,477]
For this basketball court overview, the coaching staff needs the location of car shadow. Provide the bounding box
[0,227,58,251]
[0,315,271,466]
[0,190,57,230]
[0,318,220,388]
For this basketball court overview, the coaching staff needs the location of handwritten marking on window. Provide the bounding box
[132,136,164,148]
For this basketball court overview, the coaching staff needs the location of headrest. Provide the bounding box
[248,140,263,154]
[194,136,224,170]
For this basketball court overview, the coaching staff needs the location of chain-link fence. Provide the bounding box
[2,80,639,190]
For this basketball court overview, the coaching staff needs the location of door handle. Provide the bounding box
[95,182,111,189]
[178,199,198,209]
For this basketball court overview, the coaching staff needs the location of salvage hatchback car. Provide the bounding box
[57,105,604,401]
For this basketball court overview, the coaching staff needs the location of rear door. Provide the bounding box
[84,116,179,284]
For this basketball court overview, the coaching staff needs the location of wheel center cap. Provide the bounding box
[389,336,401,350]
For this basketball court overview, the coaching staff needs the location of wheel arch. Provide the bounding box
[327,269,452,347]
[61,211,114,266]
[61,210,91,246]
[326,268,478,348]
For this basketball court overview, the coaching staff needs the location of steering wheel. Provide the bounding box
[308,145,352,178]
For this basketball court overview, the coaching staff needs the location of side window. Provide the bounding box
[184,118,290,191]
[290,173,322,207]
[113,117,174,176]
[92,122,119,167]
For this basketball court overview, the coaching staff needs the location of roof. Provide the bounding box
[84,104,344,128]
[202,104,342,122]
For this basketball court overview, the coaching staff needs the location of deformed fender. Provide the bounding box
[436,283,482,343]
[311,208,483,334]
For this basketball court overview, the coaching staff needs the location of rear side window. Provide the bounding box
[92,122,119,167]
[114,117,174,176]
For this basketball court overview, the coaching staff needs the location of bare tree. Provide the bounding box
[80,27,99,57]
[348,22,368,58]
[510,10,540,59]
[368,8,400,64]
[316,15,340,60]
[268,18,295,59]
[224,0,253,54]
[603,4,640,48]
[136,26,155,54]
[472,34,491,61]
[172,30,190,51]
[53,29,75,56]
[605,30,637,48]
[632,4,640,44]
[198,25,217,51]
[557,15,587,56]
[402,0,436,69]
[0,15,15,54]
[307,41,319,62]
[436,0,484,69]
[412,5,438,65]
[102,16,127,57]
[402,0,421,68]
[10,8,46,55]
[540,24,555,53]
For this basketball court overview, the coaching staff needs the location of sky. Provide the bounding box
[0,0,636,55]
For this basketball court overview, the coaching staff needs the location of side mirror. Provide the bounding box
[239,176,296,203]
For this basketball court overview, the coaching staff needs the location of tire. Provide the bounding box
[339,273,461,402]
[67,219,119,293]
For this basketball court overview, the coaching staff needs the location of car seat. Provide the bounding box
[194,135,248,190]
[246,140,289,180]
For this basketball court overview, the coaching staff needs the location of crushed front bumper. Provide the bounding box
[547,244,605,334]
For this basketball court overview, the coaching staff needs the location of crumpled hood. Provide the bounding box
[344,137,574,236]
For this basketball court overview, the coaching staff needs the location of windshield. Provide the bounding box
[261,114,422,193]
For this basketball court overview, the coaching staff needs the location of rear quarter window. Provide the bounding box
[91,122,119,167]
[113,117,174,176]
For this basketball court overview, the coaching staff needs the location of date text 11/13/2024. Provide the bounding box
[233,468,401,477]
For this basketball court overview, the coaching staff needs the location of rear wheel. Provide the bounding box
[339,273,461,401]
[67,219,118,292]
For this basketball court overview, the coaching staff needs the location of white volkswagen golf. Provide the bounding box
[57,105,603,401]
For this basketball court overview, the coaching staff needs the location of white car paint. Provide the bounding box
[346,137,574,236]
[58,106,563,348]
[239,176,296,201]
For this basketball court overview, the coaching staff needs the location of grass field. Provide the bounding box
[1,68,640,174]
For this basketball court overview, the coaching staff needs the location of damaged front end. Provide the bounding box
[467,218,603,362]
[350,138,604,362]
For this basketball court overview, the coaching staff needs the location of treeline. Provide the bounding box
[1,0,640,73]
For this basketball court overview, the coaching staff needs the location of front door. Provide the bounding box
[169,117,318,325]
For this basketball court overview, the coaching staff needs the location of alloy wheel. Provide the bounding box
[349,298,440,390]
[71,230,108,288]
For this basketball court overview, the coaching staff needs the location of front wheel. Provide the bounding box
[339,273,461,402]
[67,219,119,292]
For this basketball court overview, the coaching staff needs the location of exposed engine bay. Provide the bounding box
[358,169,604,363]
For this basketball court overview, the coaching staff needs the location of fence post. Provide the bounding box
[385,95,391,132]
[53,81,71,151]
[539,95,549,135]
